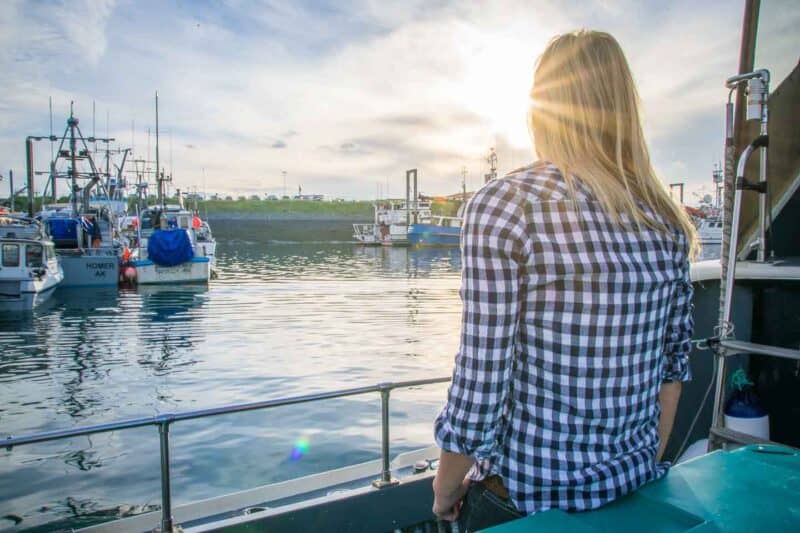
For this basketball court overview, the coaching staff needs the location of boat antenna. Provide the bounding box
[169,129,173,187]
[485,147,497,183]
[461,166,467,204]
[92,100,97,156]
[49,97,54,160]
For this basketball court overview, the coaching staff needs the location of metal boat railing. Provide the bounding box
[3,376,451,532]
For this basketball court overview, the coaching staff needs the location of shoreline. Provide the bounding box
[205,212,372,222]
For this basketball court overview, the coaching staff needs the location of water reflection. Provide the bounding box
[135,285,208,381]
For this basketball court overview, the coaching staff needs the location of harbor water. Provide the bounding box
[0,219,721,530]
[0,220,461,530]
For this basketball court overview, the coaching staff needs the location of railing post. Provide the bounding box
[373,385,398,488]
[158,421,174,532]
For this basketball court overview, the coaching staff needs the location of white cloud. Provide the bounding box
[0,0,797,199]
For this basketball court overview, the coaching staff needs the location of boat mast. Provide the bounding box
[49,96,56,202]
[719,0,760,325]
[712,163,723,212]
[68,102,79,214]
[155,91,163,208]
[461,166,467,204]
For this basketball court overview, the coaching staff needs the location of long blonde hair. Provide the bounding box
[529,30,698,258]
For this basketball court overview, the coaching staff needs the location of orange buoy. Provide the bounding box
[122,247,131,262]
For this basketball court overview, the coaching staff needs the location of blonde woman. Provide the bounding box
[432,30,698,531]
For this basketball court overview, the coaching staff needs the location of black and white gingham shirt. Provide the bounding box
[434,162,693,514]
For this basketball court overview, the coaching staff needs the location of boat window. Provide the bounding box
[2,243,20,267]
[45,244,56,261]
[26,244,44,267]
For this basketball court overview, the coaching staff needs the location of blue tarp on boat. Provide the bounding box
[46,217,79,247]
[147,229,194,266]
[47,217,78,240]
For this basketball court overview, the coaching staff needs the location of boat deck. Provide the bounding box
[486,445,800,532]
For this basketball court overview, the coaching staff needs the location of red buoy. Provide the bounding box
[123,266,137,281]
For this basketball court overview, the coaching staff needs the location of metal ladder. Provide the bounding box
[708,69,800,450]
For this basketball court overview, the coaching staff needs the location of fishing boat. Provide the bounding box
[353,198,433,246]
[127,205,212,285]
[353,170,433,246]
[122,94,215,285]
[3,2,799,531]
[30,108,131,287]
[0,213,63,311]
[407,215,461,247]
[696,216,723,245]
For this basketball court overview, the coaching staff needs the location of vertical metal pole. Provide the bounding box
[380,388,391,482]
[159,422,174,532]
[756,87,769,263]
[719,98,736,327]
[69,111,78,215]
[413,170,418,225]
[51,161,57,203]
[405,171,410,227]
[9,169,14,212]
[26,138,35,218]
[373,386,398,488]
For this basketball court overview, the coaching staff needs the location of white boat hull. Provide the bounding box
[131,257,211,285]
[196,241,216,265]
[0,267,63,312]
[58,249,120,287]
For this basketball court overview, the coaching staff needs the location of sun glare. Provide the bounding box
[453,25,549,149]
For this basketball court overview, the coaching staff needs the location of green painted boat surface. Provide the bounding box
[483,445,800,532]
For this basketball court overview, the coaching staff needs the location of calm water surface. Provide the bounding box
[0,220,462,530]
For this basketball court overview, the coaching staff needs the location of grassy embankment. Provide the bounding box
[200,198,462,221]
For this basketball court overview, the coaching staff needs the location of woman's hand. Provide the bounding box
[432,476,470,521]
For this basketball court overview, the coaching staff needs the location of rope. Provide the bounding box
[673,355,718,462]
[718,125,737,326]
[673,328,734,461]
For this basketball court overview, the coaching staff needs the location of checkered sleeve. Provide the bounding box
[434,180,528,460]
[662,252,693,383]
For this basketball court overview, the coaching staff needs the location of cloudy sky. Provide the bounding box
[0,0,797,200]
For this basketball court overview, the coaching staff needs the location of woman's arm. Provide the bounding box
[659,249,693,461]
[432,451,473,520]
[432,180,529,520]
[657,382,682,461]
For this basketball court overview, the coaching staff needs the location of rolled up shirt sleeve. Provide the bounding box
[434,180,528,461]
[662,253,694,383]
